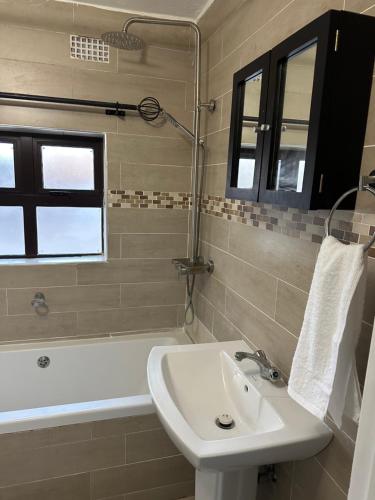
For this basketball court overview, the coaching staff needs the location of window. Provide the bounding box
[0,132,104,259]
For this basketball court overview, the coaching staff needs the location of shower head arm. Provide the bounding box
[122,16,201,36]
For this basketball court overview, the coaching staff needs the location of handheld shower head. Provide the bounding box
[101,31,144,50]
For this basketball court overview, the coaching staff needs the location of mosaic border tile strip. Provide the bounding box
[108,189,375,253]
[108,190,191,209]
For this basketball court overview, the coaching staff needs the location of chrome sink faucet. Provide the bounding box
[235,350,280,382]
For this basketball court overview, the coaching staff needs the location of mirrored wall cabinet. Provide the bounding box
[226,10,375,209]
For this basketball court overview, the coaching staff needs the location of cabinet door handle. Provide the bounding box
[254,123,270,133]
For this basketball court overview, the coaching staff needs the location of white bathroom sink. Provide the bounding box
[147,340,332,472]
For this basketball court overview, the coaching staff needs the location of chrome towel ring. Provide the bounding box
[325,173,375,253]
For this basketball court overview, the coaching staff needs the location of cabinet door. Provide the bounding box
[259,13,333,208]
[226,52,270,201]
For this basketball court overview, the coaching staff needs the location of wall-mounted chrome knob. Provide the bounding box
[31,292,49,316]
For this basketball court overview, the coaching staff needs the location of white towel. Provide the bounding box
[288,235,367,427]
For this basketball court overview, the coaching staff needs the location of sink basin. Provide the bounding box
[147,340,332,500]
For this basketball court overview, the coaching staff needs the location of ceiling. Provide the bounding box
[59,0,215,21]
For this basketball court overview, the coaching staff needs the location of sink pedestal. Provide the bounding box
[195,467,258,500]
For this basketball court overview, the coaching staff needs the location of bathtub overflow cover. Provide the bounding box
[215,413,235,429]
[37,356,50,368]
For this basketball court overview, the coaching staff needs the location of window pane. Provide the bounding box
[37,207,102,255]
[0,143,16,188]
[41,145,95,190]
[0,206,25,255]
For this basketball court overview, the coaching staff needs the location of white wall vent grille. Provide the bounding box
[70,35,109,63]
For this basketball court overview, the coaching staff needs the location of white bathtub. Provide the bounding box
[0,329,191,434]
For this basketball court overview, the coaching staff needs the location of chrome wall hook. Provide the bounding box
[31,292,49,316]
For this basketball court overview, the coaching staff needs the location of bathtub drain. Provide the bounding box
[37,356,50,368]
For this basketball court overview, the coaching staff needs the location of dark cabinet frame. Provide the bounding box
[226,10,375,209]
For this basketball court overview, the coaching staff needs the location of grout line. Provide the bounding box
[312,457,348,497]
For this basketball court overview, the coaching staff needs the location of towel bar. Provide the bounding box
[325,171,375,252]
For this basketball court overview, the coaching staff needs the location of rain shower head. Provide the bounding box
[101,31,144,50]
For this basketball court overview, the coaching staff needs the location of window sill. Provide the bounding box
[0,255,107,266]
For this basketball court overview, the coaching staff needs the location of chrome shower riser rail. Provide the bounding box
[123,16,202,263]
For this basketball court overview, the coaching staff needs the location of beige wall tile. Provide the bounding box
[207,51,241,99]
[275,281,308,336]
[0,105,117,134]
[225,289,297,375]
[200,213,229,251]
[0,59,73,97]
[221,91,233,130]
[198,0,248,40]
[0,24,117,72]
[345,0,375,12]
[212,310,242,342]
[0,436,124,487]
[125,481,194,500]
[204,164,227,197]
[195,293,214,331]
[0,265,76,288]
[109,234,122,259]
[316,420,355,493]
[364,257,375,323]
[92,455,194,498]
[0,423,92,453]
[121,164,191,192]
[121,234,187,259]
[107,134,192,167]
[0,290,6,316]
[92,414,161,438]
[108,208,188,234]
[108,162,121,190]
[221,0,292,58]
[228,222,318,291]
[202,242,277,317]
[73,71,187,116]
[7,285,120,315]
[205,129,230,165]
[77,305,178,334]
[356,321,373,387]
[118,46,193,82]
[196,274,226,311]
[77,259,178,285]
[0,473,90,500]
[121,282,186,307]
[185,316,216,343]
[0,0,73,32]
[292,457,346,500]
[0,312,77,342]
[126,428,179,463]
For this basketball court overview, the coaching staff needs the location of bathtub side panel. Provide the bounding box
[0,415,195,499]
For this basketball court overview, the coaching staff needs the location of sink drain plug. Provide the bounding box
[215,413,235,429]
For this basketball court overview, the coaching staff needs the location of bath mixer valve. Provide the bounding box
[172,257,214,278]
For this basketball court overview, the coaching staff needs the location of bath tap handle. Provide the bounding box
[31,292,49,316]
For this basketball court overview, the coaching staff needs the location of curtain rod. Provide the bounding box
[0,91,139,117]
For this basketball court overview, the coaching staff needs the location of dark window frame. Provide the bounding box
[0,131,104,259]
